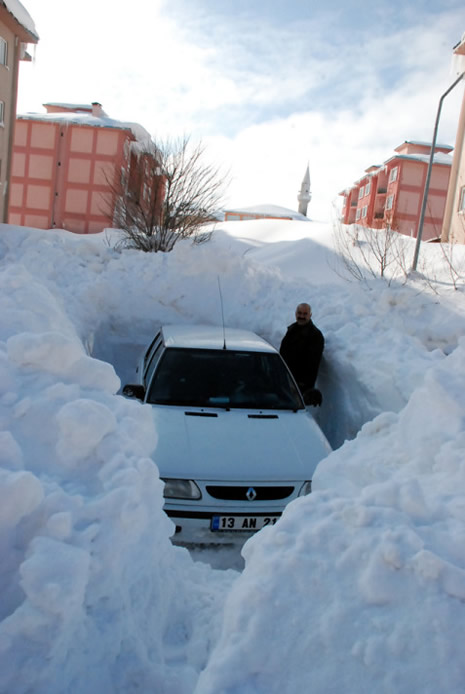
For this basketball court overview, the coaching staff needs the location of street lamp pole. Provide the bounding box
[411,71,465,272]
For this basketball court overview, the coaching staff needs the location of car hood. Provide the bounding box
[150,406,331,481]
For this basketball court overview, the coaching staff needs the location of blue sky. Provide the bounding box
[17,0,465,220]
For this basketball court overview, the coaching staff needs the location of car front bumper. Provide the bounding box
[165,507,283,544]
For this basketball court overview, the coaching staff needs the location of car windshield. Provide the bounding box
[146,348,304,410]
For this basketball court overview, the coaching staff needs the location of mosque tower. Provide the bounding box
[297,164,311,217]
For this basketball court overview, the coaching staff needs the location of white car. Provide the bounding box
[123,325,331,543]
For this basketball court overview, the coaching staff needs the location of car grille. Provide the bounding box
[205,485,295,501]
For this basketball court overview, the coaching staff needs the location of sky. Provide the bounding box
[15,0,465,220]
[1,216,465,693]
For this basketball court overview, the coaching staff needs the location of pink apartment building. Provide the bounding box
[8,102,154,234]
[0,0,38,222]
[340,141,453,241]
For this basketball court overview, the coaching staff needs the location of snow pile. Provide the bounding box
[0,229,235,694]
[196,341,465,694]
[1,218,465,693]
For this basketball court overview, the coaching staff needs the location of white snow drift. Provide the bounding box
[0,219,464,694]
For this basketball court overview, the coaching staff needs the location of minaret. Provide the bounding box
[297,164,311,217]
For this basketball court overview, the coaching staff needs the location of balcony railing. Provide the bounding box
[377,187,387,194]
[374,212,384,219]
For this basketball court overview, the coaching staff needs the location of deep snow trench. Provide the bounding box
[90,321,379,570]
[90,320,377,452]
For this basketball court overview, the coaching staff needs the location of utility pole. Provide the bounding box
[411,71,465,272]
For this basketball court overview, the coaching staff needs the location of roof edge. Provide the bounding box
[0,0,39,42]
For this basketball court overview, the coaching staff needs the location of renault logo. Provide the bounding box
[246,487,257,501]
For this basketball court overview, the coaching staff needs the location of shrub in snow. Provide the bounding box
[111,136,227,253]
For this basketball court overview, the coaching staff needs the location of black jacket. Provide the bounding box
[279,320,324,391]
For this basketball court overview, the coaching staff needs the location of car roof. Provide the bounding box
[161,324,276,353]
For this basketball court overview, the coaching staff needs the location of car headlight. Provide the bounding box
[161,478,202,500]
[298,481,312,496]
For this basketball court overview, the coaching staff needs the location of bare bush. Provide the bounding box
[332,211,465,294]
[437,241,465,289]
[332,216,411,285]
[110,136,227,252]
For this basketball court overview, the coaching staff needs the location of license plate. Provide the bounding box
[211,515,279,532]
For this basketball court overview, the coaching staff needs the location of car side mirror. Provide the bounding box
[122,384,146,401]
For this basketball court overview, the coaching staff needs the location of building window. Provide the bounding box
[389,167,398,183]
[0,101,4,125]
[386,194,394,211]
[0,38,7,66]
[362,205,367,218]
[355,209,361,221]
[358,187,364,200]
[365,180,371,196]
[459,186,465,213]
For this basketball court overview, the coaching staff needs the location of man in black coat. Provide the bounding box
[280,303,324,406]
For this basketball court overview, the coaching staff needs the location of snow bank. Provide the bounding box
[196,339,465,694]
[0,226,237,694]
[1,219,465,693]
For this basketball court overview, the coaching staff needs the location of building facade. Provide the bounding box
[441,35,465,244]
[340,141,453,241]
[8,103,155,234]
[0,0,38,222]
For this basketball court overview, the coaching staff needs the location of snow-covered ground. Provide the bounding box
[1,218,465,694]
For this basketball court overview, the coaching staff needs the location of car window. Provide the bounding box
[144,341,164,388]
[143,332,161,379]
[146,348,304,410]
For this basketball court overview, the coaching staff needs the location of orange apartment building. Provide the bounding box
[0,0,38,222]
[8,102,156,234]
[340,141,453,241]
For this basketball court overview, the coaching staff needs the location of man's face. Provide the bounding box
[295,305,311,325]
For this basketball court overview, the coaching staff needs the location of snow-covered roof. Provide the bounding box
[1,0,39,41]
[353,170,378,186]
[17,110,152,147]
[226,204,309,221]
[385,152,453,167]
[342,147,453,194]
[43,102,95,113]
[397,140,453,152]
